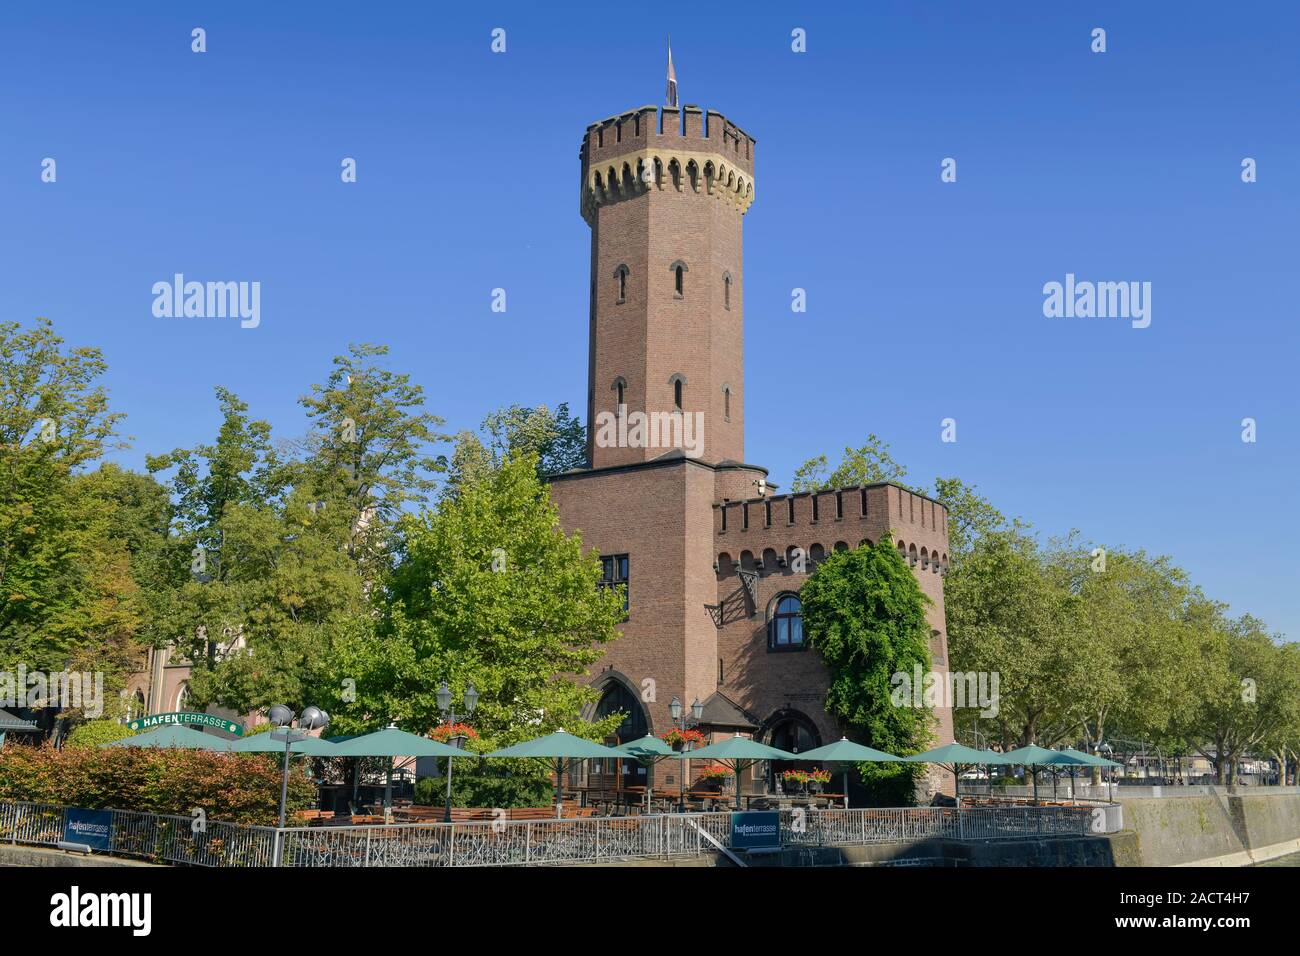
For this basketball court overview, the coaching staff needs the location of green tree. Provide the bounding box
[1046,541,1203,773]
[1179,613,1299,784]
[296,342,449,564]
[790,434,913,493]
[326,453,626,746]
[945,530,1086,751]
[446,402,586,492]
[0,318,140,680]
[799,538,933,804]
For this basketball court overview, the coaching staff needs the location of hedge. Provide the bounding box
[0,743,315,825]
[64,720,136,749]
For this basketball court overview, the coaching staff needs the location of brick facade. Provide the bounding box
[552,103,955,798]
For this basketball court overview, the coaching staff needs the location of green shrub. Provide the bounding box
[0,743,314,824]
[414,770,553,809]
[65,720,135,748]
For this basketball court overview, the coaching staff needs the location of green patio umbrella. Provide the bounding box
[330,726,477,816]
[328,726,471,759]
[795,737,904,809]
[228,732,338,756]
[670,734,798,810]
[486,729,628,818]
[613,734,676,814]
[1002,745,1068,801]
[902,742,1012,802]
[1020,749,1097,801]
[102,724,232,751]
[1052,747,1122,801]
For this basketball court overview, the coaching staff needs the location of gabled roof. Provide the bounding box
[699,691,758,731]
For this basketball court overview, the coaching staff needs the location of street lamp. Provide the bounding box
[669,696,704,812]
[270,705,330,829]
[436,681,478,822]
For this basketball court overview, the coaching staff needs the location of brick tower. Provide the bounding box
[550,94,955,802]
[580,104,755,468]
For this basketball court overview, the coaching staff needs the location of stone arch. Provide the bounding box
[809,543,826,563]
[716,551,734,577]
[761,547,779,573]
[589,670,653,741]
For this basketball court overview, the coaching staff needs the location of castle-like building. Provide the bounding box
[548,98,955,797]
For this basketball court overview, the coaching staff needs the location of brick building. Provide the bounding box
[548,99,955,798]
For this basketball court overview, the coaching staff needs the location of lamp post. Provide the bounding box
[1097,741,1115,802]
[435,680,478,823]
[269,704,330,829]
[669,696,704,812]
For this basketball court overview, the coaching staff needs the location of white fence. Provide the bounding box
[0,801,1106,867]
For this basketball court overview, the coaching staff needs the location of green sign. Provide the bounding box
[730,811,780,851]
[127,711,243,736]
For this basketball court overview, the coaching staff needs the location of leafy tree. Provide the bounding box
[446,402,586,492]
[790,434,913,493]
[1045,542,1203,771]
[1178,613,1300,784]
[145,345,447,716]
[931,476,1013,561]
[325,453,626,747]
[296,342,449,564]
[0,319,140,680]
[799,538,933,804]
[945,530,1087,750]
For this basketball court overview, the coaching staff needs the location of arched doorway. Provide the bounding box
[762,710,823,793]
[593,680,651,790]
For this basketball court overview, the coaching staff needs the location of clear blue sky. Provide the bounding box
[2,2,1296,639]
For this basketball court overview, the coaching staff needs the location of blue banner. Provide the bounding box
[730,810,780,850]
[64,808,113,851]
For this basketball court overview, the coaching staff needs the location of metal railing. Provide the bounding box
[0,800,1100,867]
[0,802,279,867]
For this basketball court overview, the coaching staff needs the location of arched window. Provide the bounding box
[768,594,804,651]
[594,681,649,744]
[723,271,732,310]
[763,710,823,791]
[613,264,629,303]
[593,680,651,788]
[175,683,190,712]
[669,260,688,298]
[669,373,686,411]
[722,384,732,421]
[611,376,626,409]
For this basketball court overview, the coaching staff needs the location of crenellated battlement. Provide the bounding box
[580,104,756,224]
[712,482,951,579]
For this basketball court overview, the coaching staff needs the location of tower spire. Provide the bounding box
[665,36,678,107]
